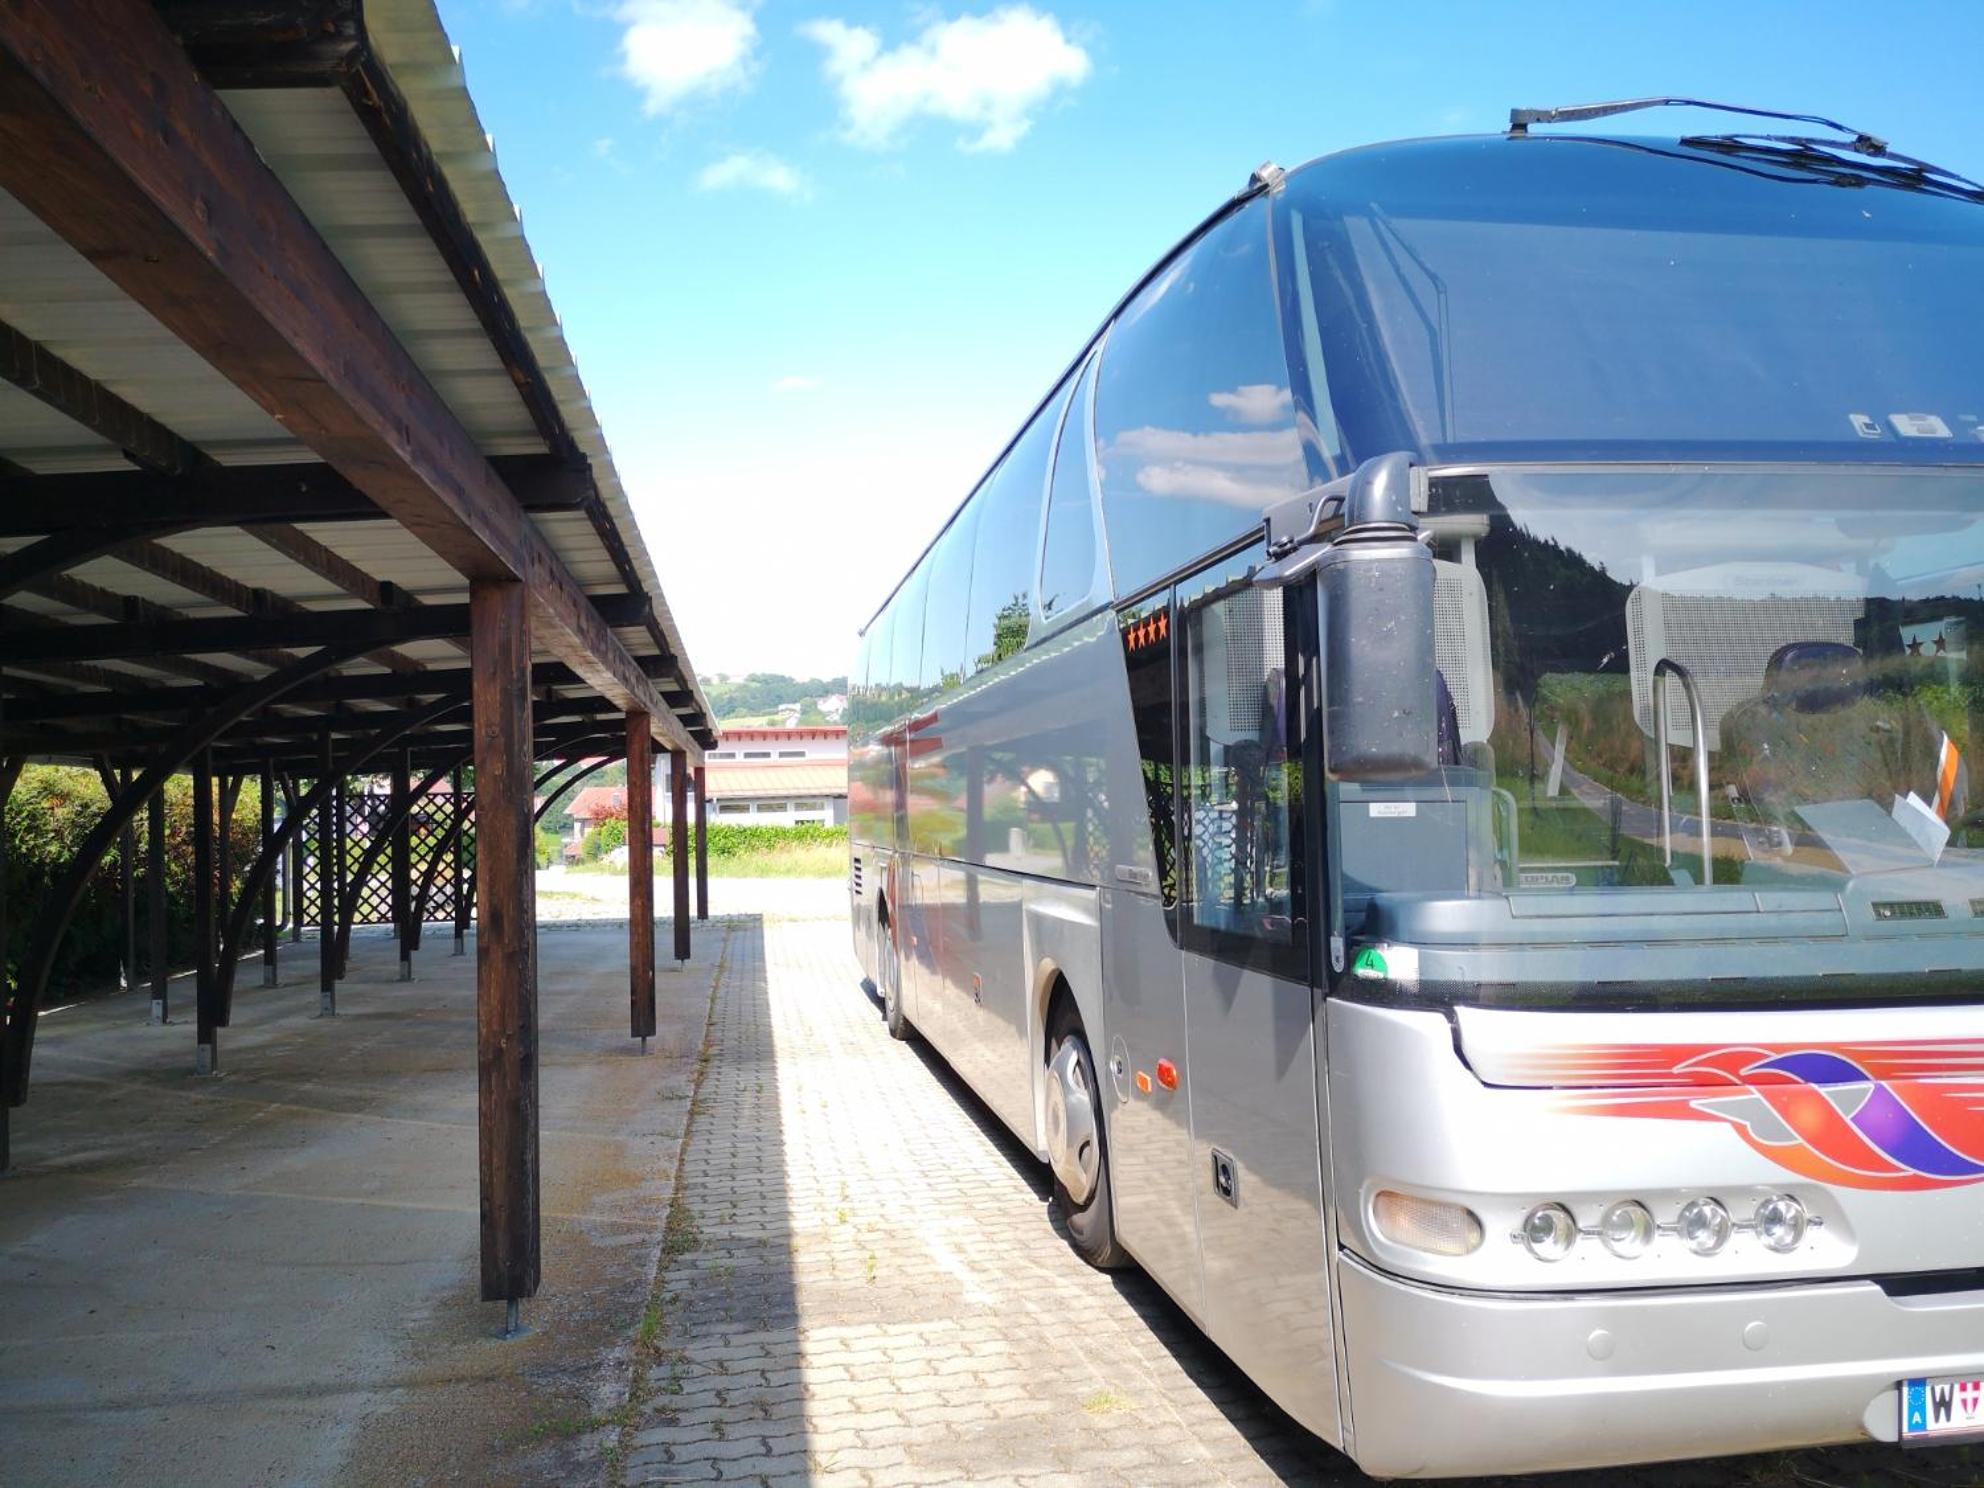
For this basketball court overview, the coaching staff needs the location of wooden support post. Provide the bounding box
[119,767,136,992]
[332,773,348,980]
[193,750,217,1075]
[671,748,690,965]
[0,682,10,1170]
[451,766,469,955]
[694,764,709,922]
[216,774,242,963]
[147,784,167,1024]
[627,715,655,1046]
[318,729,336,1016]
[471,580,539,1308]
[393,744,413,981]
[261,759,278,987]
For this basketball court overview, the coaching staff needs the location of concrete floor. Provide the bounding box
[0,918,725,1488]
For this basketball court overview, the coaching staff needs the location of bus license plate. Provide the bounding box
[1902,1376,1984,1441]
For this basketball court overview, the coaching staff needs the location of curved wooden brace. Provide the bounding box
[455,743,625,917]
[534,750,624,830]
[212,697,469,1011]
[2,643,370,1104]
[334,751,468,968]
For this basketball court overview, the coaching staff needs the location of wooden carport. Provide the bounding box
[0,0,712,1320]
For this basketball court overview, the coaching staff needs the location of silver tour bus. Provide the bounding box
[847,100,1984,1477]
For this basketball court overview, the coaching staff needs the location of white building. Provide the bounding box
[660,725,848,828]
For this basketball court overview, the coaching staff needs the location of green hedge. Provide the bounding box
[663,822,846,858]
[4,765,261,1000]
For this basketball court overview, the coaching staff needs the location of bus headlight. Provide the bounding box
[1755,1193,1808,1252]
[1599,1199,1655,1259]
[1519,1202,1577,1261]
[1677,1197,1732,1255]
[1372,1190,1483,1256]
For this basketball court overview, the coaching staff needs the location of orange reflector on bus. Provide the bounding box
[1134,1071,1152,1095]
[1155,1058,1179,1091]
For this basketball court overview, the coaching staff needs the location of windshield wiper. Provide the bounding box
[1676,133,1984,207]
[1505,95,1984,207]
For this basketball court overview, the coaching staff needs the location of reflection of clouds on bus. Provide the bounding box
[1208,383,1294,425]
[1109,422,1304,507]
[1102,382,1304,509]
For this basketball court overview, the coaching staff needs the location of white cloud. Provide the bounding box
[771,374,822,392]
[593,136,616,157]
[800,7,1091,152]
[617,0,758,115]
[697,149,809,197]
[1207,384,1292,425]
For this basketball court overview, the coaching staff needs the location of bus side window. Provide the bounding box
[1039,351,1104,626]
[1182,585,1301,960]
[1093,198,1307,599]
[965,380,1068,675]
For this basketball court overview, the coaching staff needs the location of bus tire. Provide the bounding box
[1046,1003,1129,1270]
[880,915,911,1041]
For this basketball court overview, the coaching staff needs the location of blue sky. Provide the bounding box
[435,0,1984,681]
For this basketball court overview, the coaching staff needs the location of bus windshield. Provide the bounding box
[1283,135,1984,466]
[1336,466,1984,997]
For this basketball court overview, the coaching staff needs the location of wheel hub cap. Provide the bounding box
[1045,1040,1099,1203]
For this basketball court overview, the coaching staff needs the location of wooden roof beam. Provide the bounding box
[0,0,695,755]
[0,315,199,475]
[4,655,685,724]
[0,458,591,538]
[0,592,646,664]
[110,535,426,676]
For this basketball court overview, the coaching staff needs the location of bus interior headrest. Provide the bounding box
[1764,641,1864,712]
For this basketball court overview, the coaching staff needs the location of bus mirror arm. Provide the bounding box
[1263,451,1427,565]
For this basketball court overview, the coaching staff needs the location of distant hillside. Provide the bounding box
[703,673,848,724]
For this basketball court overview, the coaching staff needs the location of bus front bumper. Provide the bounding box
[1338,1252,1984,1479]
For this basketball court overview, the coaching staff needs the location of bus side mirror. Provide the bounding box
[1314,454,1440,781]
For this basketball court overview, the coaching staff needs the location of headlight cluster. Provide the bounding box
[1516,1193,1812,1261]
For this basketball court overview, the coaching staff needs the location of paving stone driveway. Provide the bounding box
[611,912,1977,1488]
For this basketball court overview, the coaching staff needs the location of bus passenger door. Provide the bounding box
[1176,582,1339,1443]
[1100,592,1205,1322]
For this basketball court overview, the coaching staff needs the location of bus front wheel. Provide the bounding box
[880,917,911,1041]
[1045,1005,1129,1270]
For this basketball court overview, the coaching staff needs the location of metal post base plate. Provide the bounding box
[499,1298,530,1340]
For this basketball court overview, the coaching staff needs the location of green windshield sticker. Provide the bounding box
[1351,946,1389,981]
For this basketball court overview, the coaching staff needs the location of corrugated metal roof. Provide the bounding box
[367,0,710,727]
[0,0,712,754]
[704,762,849,800]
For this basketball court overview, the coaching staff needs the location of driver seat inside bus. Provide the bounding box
[1721,640,1969,849]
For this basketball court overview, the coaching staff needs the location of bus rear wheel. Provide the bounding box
[1045,1004,1129,1269]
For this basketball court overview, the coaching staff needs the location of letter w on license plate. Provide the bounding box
[1902,1375,1984,1442]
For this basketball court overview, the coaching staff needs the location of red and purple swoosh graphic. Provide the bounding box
[1542,1041,1984,1191]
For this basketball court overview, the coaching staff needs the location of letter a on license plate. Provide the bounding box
[1902,1375,1984,1441]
